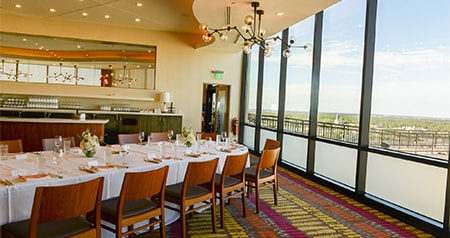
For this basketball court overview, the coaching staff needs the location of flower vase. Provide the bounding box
[84,150,97,158]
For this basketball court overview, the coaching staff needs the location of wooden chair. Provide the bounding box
[197,132,218,141]
[1,177,104,238]
[42,137,76,151]
[118,133,140,144]
[245,147,281,214]
[0,139,23,153]
[100,166,169,237]
[215,152,248,228]
[250,138,281,167]
[149,132,169,143]
[164,158,219,238]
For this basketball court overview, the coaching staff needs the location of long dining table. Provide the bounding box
[0,140,248,237]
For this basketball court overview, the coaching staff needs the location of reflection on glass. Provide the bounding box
[0,32,156,89]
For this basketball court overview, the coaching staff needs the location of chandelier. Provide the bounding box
[48,63,85,83]
[200,2,312,58]
[0,60,32,81]
[111,65,137,87]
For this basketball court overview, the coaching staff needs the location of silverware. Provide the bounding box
[1,179,14,186]
[78,166,95,173]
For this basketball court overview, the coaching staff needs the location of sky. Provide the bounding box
[249,0,450,119]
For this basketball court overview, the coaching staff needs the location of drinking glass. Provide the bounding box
[52,149,64,174]
[54,135,63,150]
[206,137,213,147]
[119,145,129,164]
[138,131,145,145]
[221,131,227,142]
[168,130,174,141]
[0,144,8,161]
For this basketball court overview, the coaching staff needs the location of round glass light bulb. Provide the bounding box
[304,43,313,52]
[199,24,208,31]
[202,34,212,42]
[243,42,252,54]
[219,33,228,41]
[244,15,253,25]
[283,48,291,58]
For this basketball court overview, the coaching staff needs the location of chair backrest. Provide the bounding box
[199,132,218,141]
[118,133,140,144]
[0,139,23,153]
[42,137,76,151]
[150,132,169,143]
[222,152,248,179]
[184,158,218,191]
[117,166,169,216]
[263,138,281,150]
[258,147,281,170]
[29,177,104,236]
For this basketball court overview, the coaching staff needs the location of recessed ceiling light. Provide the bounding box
[82,12,88,17]
[15,4,22,8]
[275,12,284,16]
[49,8,56,12]
[136,3,143,7]
[104,15,110,19]
[135,18,141,22]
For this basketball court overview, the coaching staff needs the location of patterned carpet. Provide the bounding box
[139,167,434,238]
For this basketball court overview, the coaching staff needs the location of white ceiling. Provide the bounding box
[0,0,339,50]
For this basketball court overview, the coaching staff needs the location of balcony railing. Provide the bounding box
[247,113,450,159]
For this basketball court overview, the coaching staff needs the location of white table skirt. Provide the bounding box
[0,141,249,232]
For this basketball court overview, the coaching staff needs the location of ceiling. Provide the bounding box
[0,0,339,51]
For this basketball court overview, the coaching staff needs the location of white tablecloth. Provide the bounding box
[0,141,248,234]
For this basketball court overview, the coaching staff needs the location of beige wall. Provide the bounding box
[0,14,243,132]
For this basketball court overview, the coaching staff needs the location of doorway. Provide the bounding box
[202,84,230,134]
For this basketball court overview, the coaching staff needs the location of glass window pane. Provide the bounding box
[318,0,366,143]
[285,16,314,135]
[261,33,282,129]
[371,0,450,160]
[245,45,259,125]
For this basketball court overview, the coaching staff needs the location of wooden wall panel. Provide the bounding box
[0,122,104,152]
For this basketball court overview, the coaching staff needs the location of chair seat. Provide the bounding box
[215,174,242,188]
[245,167,274,179]
[165,183,210,199]
[2,216,92,238]
[102,197,158,218]
[249,157,259,166]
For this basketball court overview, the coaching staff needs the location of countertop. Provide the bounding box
[0,116,109,124]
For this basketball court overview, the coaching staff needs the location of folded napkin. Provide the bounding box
[8,152,27,160]
[184,153,200,158]
[19,174,51,182]
[91,165,117,172]
[221,147,239,153]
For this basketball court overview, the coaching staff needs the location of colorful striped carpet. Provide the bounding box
[140,167,433,237]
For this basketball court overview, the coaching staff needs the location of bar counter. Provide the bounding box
[0,117,108,152]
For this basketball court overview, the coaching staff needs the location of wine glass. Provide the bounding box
[119,145,129,165]
[221,131,227,142]
[168,130,174,142]
[138,131,145,145]
[54,135,63,150]
[52,149,64,174]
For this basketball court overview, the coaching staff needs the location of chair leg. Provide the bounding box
[220,193,225,228]
[181,206,187,238]
[273,179,278,206]
[211,198,217,233]
[241,187,246,217]
[160,213,166,238]
[255,182,260,214]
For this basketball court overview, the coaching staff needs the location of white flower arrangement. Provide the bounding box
[180,127,196,147]
[78,128,103,157]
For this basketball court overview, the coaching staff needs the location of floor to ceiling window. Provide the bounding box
[317,0,366,144]
[240,0,450,234]
[282,17,315,168]
[371,0,450,161]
